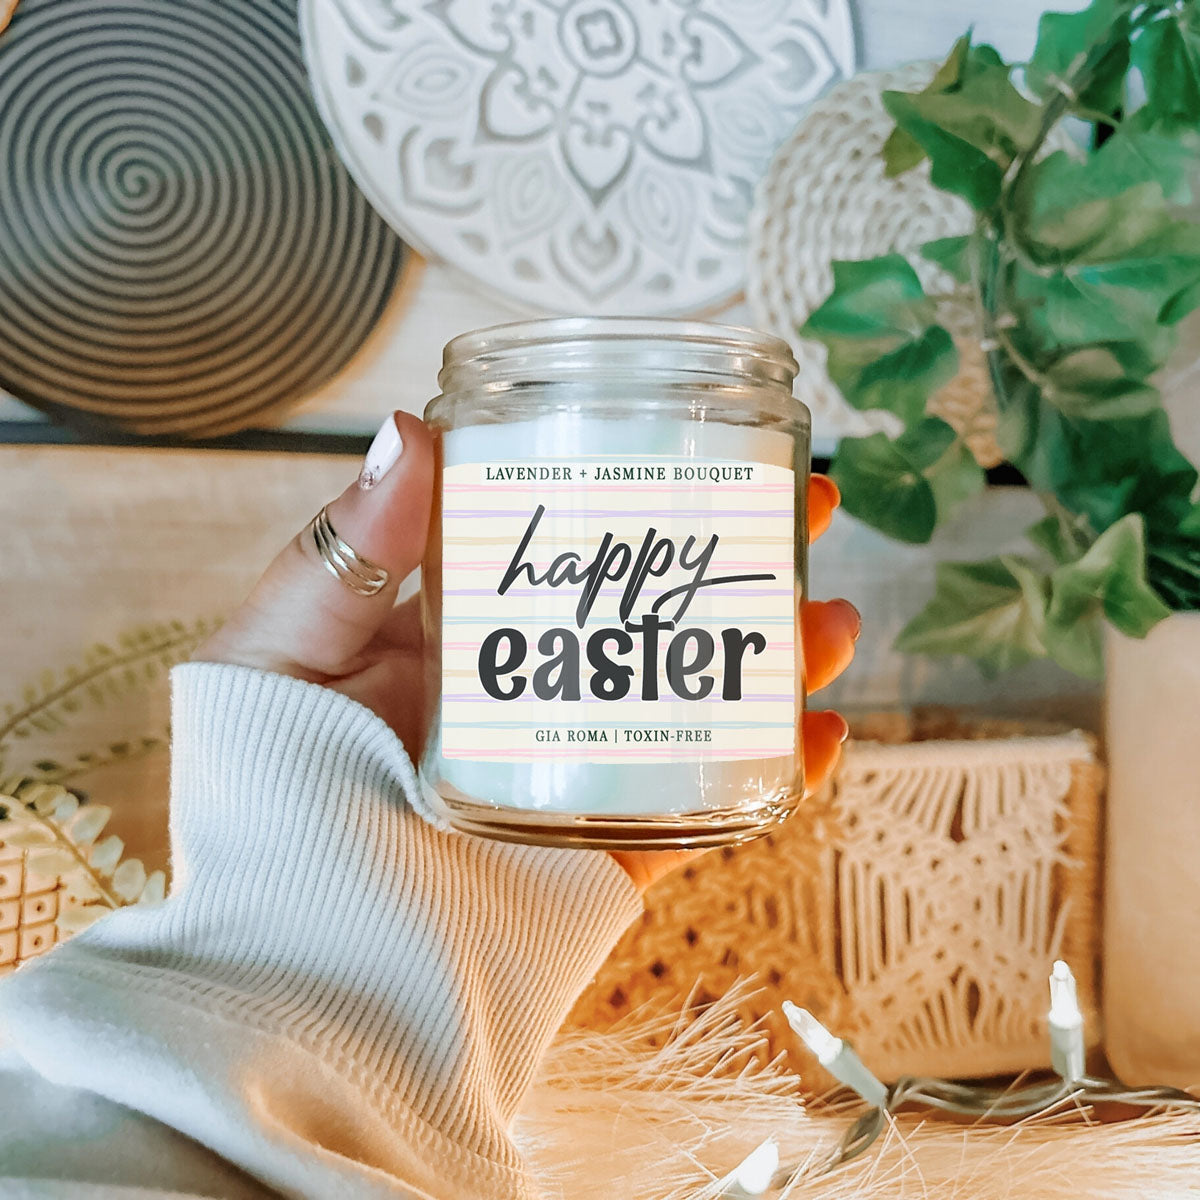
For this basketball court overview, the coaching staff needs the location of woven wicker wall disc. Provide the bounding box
[746,63,991,449]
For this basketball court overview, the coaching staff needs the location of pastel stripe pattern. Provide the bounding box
[440,457,799,764]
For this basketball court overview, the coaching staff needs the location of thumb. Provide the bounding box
[198,412,434,680]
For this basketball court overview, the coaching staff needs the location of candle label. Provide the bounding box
[440,457,797,763]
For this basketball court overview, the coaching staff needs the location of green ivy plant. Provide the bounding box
[802,0,1200,678]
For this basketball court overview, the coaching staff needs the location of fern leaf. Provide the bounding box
[89,835,124,873]
[0,823,55,849]
[26,847,77,877]
[65,805,110,846]
[111,858,147,902]
[50,792,79,822]
[141,870,167,904]
[22,782,65,814]
[57,906,108,935]
[61,878,103,905]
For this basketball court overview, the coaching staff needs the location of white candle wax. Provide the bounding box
[421,413,804,820]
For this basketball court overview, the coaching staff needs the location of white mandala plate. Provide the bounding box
[301,0,857,315]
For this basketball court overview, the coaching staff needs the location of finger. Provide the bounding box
[609,848,702,894]
[802,709,849,797]
[375,592,423,653]
[808,474,839,544]
[802,598,861,693]
[616,705,852,888]
[198,412,434,679]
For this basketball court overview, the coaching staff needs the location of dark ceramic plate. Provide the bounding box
[0,0,406,437]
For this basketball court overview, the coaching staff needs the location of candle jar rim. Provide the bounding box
[433,317,802,420]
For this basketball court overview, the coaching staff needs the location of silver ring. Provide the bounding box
[307,506,390,597]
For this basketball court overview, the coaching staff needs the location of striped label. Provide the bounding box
[440,457,797,763]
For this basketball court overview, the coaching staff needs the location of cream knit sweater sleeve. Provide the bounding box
[0,663,643,1199]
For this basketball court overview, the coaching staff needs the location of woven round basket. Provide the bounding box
[745,64,999,462]
[570,710,1104,1088]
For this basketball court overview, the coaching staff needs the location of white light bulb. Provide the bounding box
[782,1001,843,1065]
[730,1139,780,1194]
[1048,959,1086,1084]
[1048,959,1083,1028]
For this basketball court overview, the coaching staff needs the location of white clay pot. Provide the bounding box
[1104,613,1200,1087]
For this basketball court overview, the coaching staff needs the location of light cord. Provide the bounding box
[723,960,1200,1197]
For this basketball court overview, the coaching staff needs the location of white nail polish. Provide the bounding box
[358,416,404,490]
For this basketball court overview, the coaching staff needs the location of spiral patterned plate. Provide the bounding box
[0,0,406,438]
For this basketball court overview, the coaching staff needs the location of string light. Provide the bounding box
[715,1138,780,1198]
[781,1001,889,1108]
[723,959,1200,1197]
[1047,959,1086,1085]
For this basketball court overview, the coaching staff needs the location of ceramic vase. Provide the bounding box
[1104,614,1200,1087]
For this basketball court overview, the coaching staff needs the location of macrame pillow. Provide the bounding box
[570,711,1103,1085]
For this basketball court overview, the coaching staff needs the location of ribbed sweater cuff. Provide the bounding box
[0,662,642,1198]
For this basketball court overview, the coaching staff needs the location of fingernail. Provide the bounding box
[834,599,862,642]
[358,415,404,490]
[811,474,841,506]
[835,713,850,743]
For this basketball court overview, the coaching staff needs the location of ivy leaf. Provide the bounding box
[1027,0,1131,116]
[1148,524,1200,610]
[921,235,973,284]
[1133,12,1200,127]
[1042,514,1172,677]
[802,256,958,423]
[896,556,1050,676]
[883,39,1041,210]
[1010,129,1200,347]
[831,418,984,544]
[1097,118,1200,206]
[1027,511,1093,565]
[1042,343,1162,420]
[1014,225,1200,354]
[882,34,971,176]
[1159,271,1200,326]
[882,124,928,177]
[1013,133,1192,268]
[1000,389,1191,530]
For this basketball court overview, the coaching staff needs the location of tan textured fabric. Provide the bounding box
[571,711,1103,1086]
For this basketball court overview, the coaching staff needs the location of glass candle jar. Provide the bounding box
[420,318,809,850]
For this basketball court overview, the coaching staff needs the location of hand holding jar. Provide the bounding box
[197,320,860,889]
